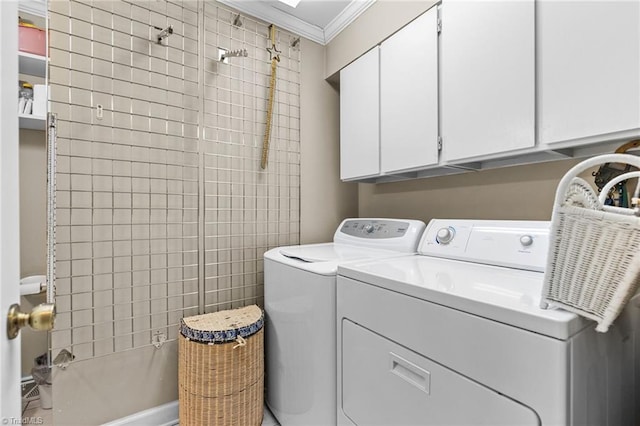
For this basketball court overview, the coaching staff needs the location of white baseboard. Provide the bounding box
[102,400,178,426]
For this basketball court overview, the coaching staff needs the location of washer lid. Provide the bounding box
[338,255,590,340]
[279,244,397,263]
[265,243,402,276]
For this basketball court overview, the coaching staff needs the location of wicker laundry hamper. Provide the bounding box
[179,305,264,426]
[541,154,640,332]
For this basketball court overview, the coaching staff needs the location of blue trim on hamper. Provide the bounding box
[179,314,264,344]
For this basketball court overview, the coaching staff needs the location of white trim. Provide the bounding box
[103,401,278,426]
[102,400,178,426]
[217,0,375,45]
[18,0,47,17]
[323,0,376,44]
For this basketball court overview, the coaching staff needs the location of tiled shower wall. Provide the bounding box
[201,5,300,313]
[49,0,300,362]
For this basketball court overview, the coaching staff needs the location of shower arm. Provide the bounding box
[218,48,248,63]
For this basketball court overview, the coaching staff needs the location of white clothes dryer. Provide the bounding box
[337,219,640,426]
[264,218,426,426]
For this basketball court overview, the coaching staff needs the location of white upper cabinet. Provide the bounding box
[380,8,439,174]
[538,1,640,145]
[340,47,380,180]
[441,0,535,163]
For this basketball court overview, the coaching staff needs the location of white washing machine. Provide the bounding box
[337,219,640,426]
[264,218,426,426]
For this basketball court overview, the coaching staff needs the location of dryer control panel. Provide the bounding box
[334,218,426,253]
[339,219,410,239]
[419,219,550,272]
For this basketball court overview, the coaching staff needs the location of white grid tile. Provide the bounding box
[51,0,300,361]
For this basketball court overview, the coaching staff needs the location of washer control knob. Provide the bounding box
[520,235,533,247]
[436,227,455,245]
[364,224,375,234]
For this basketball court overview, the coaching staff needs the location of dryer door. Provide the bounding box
[341,320,540,426]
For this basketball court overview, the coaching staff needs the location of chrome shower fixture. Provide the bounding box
[218,48,248,63]
[155,25,173,45]
[233,14,243,27]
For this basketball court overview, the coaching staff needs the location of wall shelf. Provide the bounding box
[19,52,47,77]
[19,114,46,131]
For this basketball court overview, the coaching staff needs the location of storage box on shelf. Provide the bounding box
[19,20,46,56]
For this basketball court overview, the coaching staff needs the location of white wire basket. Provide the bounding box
[540,154,640,332]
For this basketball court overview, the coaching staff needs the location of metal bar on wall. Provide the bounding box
[46,113,57,305]
[197,0,206,315]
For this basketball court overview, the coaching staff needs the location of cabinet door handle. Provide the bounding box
[389,352,431,395]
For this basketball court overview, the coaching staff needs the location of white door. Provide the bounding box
[440,0,535,163]
[381,8,439,174]
[340,47,380,181]
[0,0,23,422]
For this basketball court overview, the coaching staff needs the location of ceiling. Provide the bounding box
[271,0,351,28]
[217,0,376,45]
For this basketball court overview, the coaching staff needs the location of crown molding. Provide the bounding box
[217,0,375,45]
[323,0,375,44]
[217,0,325,44]
[18,0,47,17]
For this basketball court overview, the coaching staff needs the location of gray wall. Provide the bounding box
[300,38,358,243]
[358,160,583,222]
[19,130,47,276]
[19,129,48,376]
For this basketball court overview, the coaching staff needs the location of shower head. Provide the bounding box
[218,48,248,63]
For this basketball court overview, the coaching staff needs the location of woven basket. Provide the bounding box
[179,305,264,426]
[541,154,640,332]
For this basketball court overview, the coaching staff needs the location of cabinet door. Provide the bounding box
[538,1,640,145]
[441,0,535,162]
[381,8,439,173]
[340,47,380,180]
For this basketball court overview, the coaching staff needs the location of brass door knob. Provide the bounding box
[7,303,55,340]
